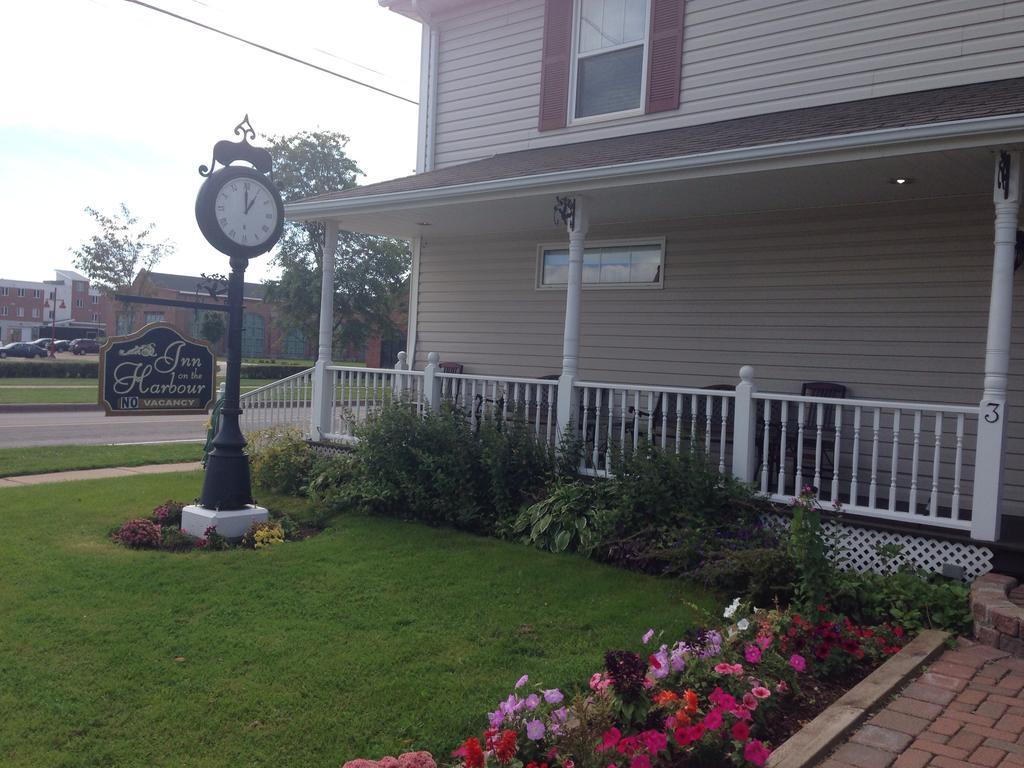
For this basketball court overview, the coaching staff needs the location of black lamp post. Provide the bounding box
[43,297,66,358]
[193,117,284,510]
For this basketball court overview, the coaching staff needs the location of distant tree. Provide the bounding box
[198,311,226,347]
[263,131,410,353]
[71,204,174,293]
[71,204,174,333]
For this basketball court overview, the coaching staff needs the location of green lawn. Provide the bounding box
[0,378,277,405]
[0,473,716,768]
[0,443,203,478]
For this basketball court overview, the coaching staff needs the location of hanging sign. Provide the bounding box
[99,323,216,415]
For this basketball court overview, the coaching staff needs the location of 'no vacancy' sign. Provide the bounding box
[99,323,216,416]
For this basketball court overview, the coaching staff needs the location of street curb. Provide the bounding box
[0,403,102,413]
[766,629,949,768]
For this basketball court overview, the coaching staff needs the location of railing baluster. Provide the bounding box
[929,412,943,517]
[869,408,880,509]
[760,401,770,493]
[605,390,616,473]
[831,405,842,503]
[661,392,669,449]
[794,402,805,494]
[850,406,861,505]
[632,390,640,450]
[909,411,922,515]
[889,409,901,513]
[690,394,698,453]
[675,393,683,454]
[704,395,712,454]
[813,402,823,492]
[546,383,555,445]
[592,388,602,470]
[718,397,728,474]
[646,390,654,441]
[777,401,788,496]
[952,414,964,519]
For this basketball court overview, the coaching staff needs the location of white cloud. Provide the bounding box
[0,0,421,283]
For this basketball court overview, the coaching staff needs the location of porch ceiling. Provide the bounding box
[298,146,996,239]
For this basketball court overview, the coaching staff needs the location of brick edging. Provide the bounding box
[972,573,1024,656]
[766,629,949,768]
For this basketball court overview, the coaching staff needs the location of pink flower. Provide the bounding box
[744,740,771,766]
[629,756,650,768]
[742,693,758,711]
[714,663,733,674]
[709,688,737,712]
[703,708,723,730]
[642,628,655,645]
[756,635,772,650]
[789,654,806,672]
[733,706,752,721]
[597,728,621,753]
[751,686,771,700]
[744,644,762,664]
[730,663,744,676]
[638,730,667,754]
[776,680,789,694]
[515,675,529,688]
[564,762,574,768]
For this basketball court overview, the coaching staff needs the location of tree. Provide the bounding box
[71,204,174,293]
[71,204,175,334]
[263,131,410,355]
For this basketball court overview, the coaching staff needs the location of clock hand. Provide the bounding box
[244,188,249,213]
[244,189,258,215]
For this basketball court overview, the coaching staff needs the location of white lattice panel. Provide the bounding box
[762,514,993,582]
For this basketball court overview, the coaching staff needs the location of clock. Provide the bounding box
[195,165,284,258]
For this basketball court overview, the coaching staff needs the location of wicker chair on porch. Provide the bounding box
[438,361,464,404]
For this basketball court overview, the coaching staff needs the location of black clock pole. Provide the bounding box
[199,254,251,509]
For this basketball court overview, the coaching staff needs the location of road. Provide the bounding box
[0,410,210,447]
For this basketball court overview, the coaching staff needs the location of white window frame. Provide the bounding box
[536,237,665,290]
[1,306,9,316]
[16,287,25,297]
[91,295,99,304]
[0,287,7,296]
[32,308,39,318]
[16,307,24,317]
[568,0,651,126]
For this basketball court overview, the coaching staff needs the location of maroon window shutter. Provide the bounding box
[538,0,573,131]
[645,0,685,114]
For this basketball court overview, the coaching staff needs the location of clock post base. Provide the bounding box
[182,504,268,541]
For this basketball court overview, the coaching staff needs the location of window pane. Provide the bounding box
[599,248,631,283]
[579,0,605,53]
[582,252,600,283]
[543,250,569,285]
[623,0,646,42]
[630,246,661,283]
[576,45,643,118]
[580,0,645,53]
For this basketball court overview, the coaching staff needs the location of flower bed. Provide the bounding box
[341,601,907,768]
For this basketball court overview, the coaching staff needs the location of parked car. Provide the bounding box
[33,338,70,353]
[0,342,48,359]
[70,338,101,355]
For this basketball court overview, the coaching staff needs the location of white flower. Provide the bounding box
[737,618,750,632]
[723,597,742,619]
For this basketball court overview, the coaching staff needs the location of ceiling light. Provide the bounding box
[887,177,914,185]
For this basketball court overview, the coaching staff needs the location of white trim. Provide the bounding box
[536,236,665,290]
[568,0,651,125]
[286,113,1024,221]
[407,236,422,365]
[415,24,438,173]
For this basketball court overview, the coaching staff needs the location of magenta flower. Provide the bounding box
[642,628,655,645]
[744,644,762,664]
[756,635,772,650]
[629,755,650,768]
[543,689,564,704]
[638,730,667,754]
[744,740,771,766]
[526,719,545,740]
[515,675,529,688]
[597,727,621,753]
[703,708,723,730]
[789,654,806,672]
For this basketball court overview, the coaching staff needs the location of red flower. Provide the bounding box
[731,721,750,742]
[648,654,662,670]
[597,728,621,753]
[495,730,518,764]
[703,708,723,731]
[683,690,699,714]
[453,738,485,768]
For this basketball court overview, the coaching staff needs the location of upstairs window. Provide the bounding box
[573,0,649,120]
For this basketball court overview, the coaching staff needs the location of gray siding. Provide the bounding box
[413,196,1024,513]
[431,0,1024,167]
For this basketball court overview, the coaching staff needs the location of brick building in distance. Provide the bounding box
[0,269,105,343]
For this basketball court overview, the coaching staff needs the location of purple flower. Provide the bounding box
[669,649,686,673]
[642,628,655,645]
[499,694,521,715]
[488,709,505,728]
[515,674,529,689]
[524,694,540,710]
[543,689,564,704]
[526,719,545,741]
[551,707,568,723]
[651,650,670,679]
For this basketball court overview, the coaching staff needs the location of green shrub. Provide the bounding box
[689,547,795,605]
[247,426,315,495]
[512,480,610,554]
[478,415,554,525]
[0,361,97,378]
[161,526,198,552]
[307,452,369,523]
[240,363,311,380]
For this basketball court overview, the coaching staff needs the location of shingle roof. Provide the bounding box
[143,271,266,299]
[303,77,1024,204]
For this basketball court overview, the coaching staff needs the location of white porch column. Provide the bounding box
[310,221,340,440]
[556,196,589,440]
[973,150,1020,542]
[731,366,758,483]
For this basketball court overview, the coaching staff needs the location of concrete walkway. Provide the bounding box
[820,639,1024,768]
[0,462,202,488]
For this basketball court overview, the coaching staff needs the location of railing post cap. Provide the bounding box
[739,365,754,383]
[427,351,439,365]
[397,351,406,362]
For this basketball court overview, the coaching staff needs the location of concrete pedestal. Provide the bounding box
[181,504,268,540]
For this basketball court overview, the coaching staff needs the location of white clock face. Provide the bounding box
[215,177,279,247]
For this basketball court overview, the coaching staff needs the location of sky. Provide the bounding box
[0,0,422,285]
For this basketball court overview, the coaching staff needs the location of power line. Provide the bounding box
[121,0,419,106]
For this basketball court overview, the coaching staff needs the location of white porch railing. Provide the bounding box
[574,382,735,477]
[752,393,979,532]
[239,367,314,433]
[243,353,996,541]
[438,372,559,445]
[322,365,425,442]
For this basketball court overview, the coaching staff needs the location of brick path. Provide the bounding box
[820,639,1024,768]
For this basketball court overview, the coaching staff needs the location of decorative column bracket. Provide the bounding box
[554,196,576,230]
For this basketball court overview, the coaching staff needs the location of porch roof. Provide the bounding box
[287,78,1024,237]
